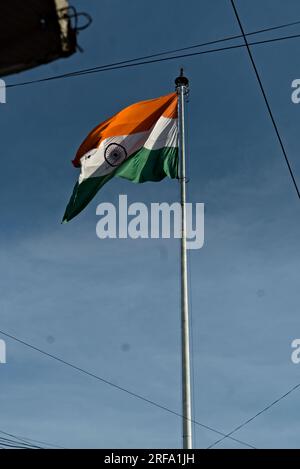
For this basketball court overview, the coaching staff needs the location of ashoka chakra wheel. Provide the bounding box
[104,143,127,167]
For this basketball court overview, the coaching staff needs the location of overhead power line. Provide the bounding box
[52,18,300,78]
[0,435,42,449]
[208,380,300,449]
[6,21,300,89]
[0,328,255,449]
[205,2,300,445]
[65,33,300,80]
[0,422,63,449]
[6,322,300,449]
[0,442,34,449]
[0,430,63,449]
[13,435,64,449]
[0,429,42,449]
[229,0,300,200]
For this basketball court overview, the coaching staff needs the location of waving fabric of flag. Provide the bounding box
[62,92,178,222]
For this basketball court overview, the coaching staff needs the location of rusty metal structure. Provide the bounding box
[0,0,91,76]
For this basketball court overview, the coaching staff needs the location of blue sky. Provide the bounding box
[1,0,300,448]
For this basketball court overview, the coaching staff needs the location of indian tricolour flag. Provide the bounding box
[63,92,178,222]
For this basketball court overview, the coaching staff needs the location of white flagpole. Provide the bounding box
[175,69,192,449]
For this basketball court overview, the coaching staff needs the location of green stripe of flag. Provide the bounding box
[62,146,178,223]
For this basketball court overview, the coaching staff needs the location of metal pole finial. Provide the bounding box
[175,68,189,90]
